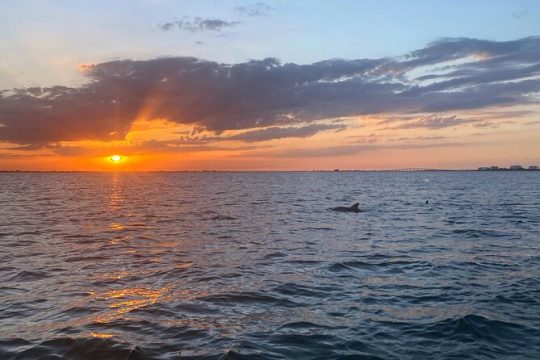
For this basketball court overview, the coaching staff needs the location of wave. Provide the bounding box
[328,260,432,274]
[386,314,540,358]
[451,228,507,238]
[199,291,300,307]
[8,270,51,282]
[0,337,150,360]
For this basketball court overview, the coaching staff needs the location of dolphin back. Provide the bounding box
[331,202,361,212]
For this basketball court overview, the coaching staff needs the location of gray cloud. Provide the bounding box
[235,3,273,17]
[160,17,241,32]
[227,123,345,142]
[1,37,539,145]
[166,123,345,144]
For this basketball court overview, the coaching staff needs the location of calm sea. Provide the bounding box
[1,172,539,359]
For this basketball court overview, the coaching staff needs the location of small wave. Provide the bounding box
[300,226,336,231]
[288,259,322,265]
[14,230,42,236]
[272,283,331,298]
[199,291,299,307]
[261,252,288,260]
[0,337,150,360]
[407,314,540,345]
[451,228,507,238]
[65,256,106,263]
[209,215,237,221]
[129,223,149,227]
[277,321,337,330]
[328,261,375,272]
[328,259,433,275]
[8,270,51,282]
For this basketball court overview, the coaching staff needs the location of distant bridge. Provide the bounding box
[390,168,439,172]
[329,168,447,172]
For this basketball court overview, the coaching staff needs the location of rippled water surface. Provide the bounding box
[1,171,539,359]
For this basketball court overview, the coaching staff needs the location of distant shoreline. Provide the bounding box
[0,169,539,173]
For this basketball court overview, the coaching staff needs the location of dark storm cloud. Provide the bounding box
[160,17,241,32]
[235,3,273,17]
[1,37,539,145]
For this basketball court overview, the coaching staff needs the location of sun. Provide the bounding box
[110,155,122,163]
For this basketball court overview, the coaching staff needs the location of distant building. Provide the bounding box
[477,164,538,171]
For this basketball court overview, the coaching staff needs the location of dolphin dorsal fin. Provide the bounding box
[350,203,360,211]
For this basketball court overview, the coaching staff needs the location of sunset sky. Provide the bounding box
[1,0,539,170]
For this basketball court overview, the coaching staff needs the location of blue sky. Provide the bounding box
[1,0,539,88]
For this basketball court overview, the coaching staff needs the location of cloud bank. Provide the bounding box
[1,37,539,145]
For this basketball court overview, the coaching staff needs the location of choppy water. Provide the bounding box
[1,171,539,359]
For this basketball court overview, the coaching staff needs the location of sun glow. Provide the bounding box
[110,155,122,163]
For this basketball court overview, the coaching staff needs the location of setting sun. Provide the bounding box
[1,1,540,359]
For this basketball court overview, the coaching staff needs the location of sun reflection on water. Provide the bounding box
[109,173,124,212]
[109,222,125,231]
[90,332,114,339]
[93,287,170,324]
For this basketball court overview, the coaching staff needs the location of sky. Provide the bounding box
[0,0,539,170]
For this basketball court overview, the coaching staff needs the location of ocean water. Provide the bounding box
[0,171,539,359]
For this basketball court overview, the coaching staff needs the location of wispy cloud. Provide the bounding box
[391,135,449,142]
[387,115,471,129]
[244,141,469,158]
[235,2,273,17]
[512,9,530,19]
[160,17,241,32]
[226,123,345,142]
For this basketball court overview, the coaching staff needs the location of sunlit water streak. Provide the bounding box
[0,171,539,359]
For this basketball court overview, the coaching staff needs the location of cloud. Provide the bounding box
[235,3,273,17]
[0,85,134,143]
[167,123,345,143]
[350,134,378,144]
[160,17,241,32]
[388,115,471,129]
[391,135,449,142]
[1,37,539,145]
[226,123,345,142]
[512,10,529,19]
[244,141,469,158]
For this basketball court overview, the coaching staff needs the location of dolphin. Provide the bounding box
[331,203,361,213]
